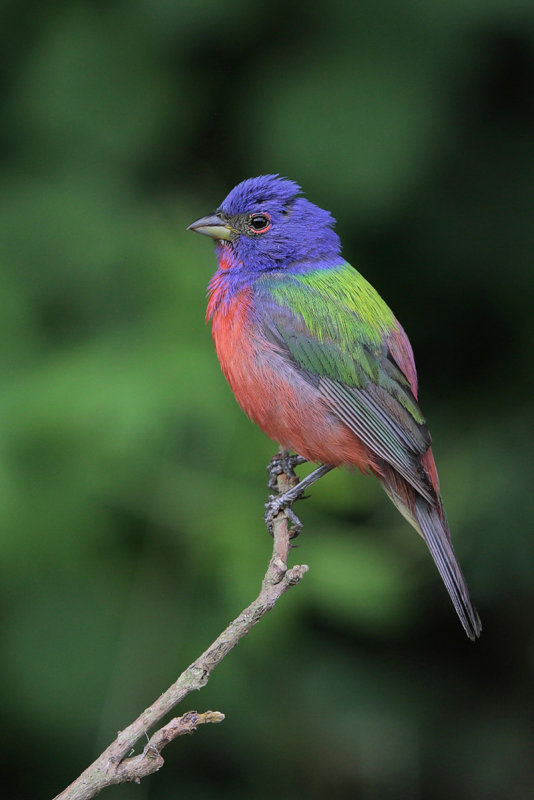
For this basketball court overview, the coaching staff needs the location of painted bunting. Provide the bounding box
[188,175,481,639]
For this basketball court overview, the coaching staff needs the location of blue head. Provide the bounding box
[188,175,341,273]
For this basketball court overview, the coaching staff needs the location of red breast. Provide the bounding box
[209,288,378,471]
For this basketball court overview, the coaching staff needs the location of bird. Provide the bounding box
[188,174,481,640]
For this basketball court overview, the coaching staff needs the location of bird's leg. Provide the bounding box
[271,463,333,509]
[265,457,333,537]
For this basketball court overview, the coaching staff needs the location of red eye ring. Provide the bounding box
[248,212,271,234]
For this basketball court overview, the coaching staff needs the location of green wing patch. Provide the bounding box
[258,263,433,500]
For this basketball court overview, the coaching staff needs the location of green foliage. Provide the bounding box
[1,2,533,799]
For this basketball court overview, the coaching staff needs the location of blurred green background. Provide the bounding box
[1,1,533,798]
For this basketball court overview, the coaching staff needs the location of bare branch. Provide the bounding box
[110,711,225,785]
[53,453,308,800]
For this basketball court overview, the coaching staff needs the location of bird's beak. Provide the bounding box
[187,213,235,241]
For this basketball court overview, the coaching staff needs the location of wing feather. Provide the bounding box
[258,265,435,502]
[255,266,481,637]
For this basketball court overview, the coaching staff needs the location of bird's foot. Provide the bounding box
[264,493,305,539]
[265,454,333,539]
[267,450,308,491]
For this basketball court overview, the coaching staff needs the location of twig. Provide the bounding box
[103,711,225,786]
[53,451,309,800]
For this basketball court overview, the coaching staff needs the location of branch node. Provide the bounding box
[270,555,287,584]
[286,564,309,585]
[184,665,209,689]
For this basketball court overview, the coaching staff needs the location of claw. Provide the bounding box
[285,507,303,538]
[264,494,282,534]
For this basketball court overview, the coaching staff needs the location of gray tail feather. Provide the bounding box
[415,497,482,640]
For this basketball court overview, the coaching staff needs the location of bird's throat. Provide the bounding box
[215,241,240,272]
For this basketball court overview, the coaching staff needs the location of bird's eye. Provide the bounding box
[248,213,271,234]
